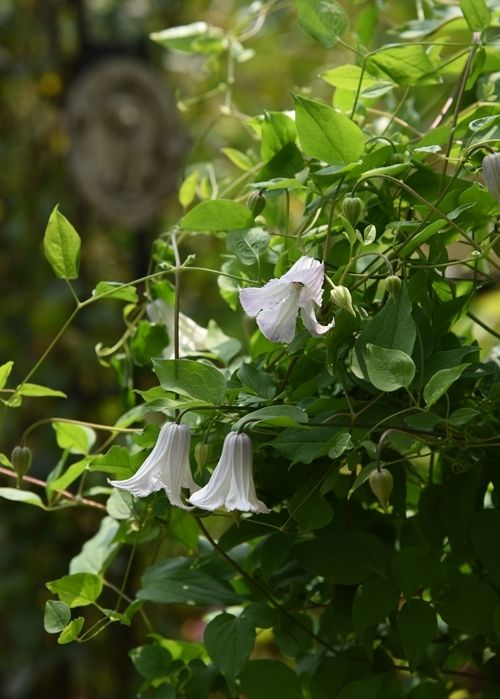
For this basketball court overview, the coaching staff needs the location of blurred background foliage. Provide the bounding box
[0,0,497,697]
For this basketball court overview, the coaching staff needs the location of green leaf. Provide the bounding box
[271,426,336,465]
[131,321,168,366]
[0,361,13,390]
[43,205,81,279]
[0,487,46,508]
[180,199,254,231]
[15,383,67,398]
[53,422,96,455]
[295,530,389,583]
[328,431,354,459]
[363,344,416,392]
[367,44,438,86]
[433,576,498,634]
[353,578,400,644]
[47,457,90,494]
[46,572,103,608]
[227,228,269,266]
[321,65,394,97]
[399,219,446,258]
[295,0,349,48]
[44,600,71,633]
[130,644,172,680]
[398,599,437,672]
[288,485,334,530]
[460,0,491,31]
[233,405,308,431]
[261,111,297,161]
[106,489,135,520]
[57,617,84,645]
[222,148,254,171]
[239,660,304,699]
[204,613,255,680]
[89,445,136,478]
[237,363,276,399]
[137,558,241,606]
[69,516,120,575]
[423,364,470,407]
[92,281,138,303]
[471,510,500,584]
[337,675,385,699]
[179,170,200,208]
[153,358,226,403]
[294,95,365,165]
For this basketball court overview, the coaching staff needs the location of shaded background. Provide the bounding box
[2,0,496,697]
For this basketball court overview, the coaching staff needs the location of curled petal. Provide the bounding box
[256,288,301,343]
[300,300,334,337]
[282,256,325,304]
[239,278,290,316]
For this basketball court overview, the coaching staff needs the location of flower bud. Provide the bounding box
[482,153,500,201]
[369,468,393,511]
[330,284,355,317]
[11,445,32,485]
[384,274,401,300]
[194,442,210,469]
[247,190,266,217]
[342,196,363,227]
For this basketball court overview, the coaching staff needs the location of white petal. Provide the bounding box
[282,256,325,303]
[255,287,301,343]
[188,433,236,510]
[224,433,269,513]
[300,301,334,337]
[159,423,198,510]
[239,278,290,316]
[109,422,173,497]
[147,299,208,358]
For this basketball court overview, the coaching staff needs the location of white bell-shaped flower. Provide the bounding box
[188,432,269,514]
[147,299,208,358]
[109,422,199,510]
[239,255,333,343]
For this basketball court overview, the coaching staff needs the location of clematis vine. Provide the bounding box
[239,255,333,343]
[109,422,199,509]
[147,299,208,358]
[188,431,269,514]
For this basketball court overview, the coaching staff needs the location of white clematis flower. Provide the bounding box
[109,422,199,510]
[188,432,269,514]
[239,256,334,343]
[147,299,208,358]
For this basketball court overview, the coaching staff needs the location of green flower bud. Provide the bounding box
[247,190,266,217]
[482,153,500,201]
[369,468,393,511]
[342,195,363,227]
[194,442,210,469]
[330,284,356,317]
[11,445,32,484]
[384,274,401,300]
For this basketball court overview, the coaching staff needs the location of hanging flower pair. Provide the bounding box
[109,423,269,514]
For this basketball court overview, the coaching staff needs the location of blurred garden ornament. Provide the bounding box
[109,422,199,509]
[189,432,269,513]
[147,299,208,358]
[239,255,334,343]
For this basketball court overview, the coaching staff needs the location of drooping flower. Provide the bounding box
[147,299,208,358]
[109,422,199,510]
[239,255,334,343]
[188,432,269,514]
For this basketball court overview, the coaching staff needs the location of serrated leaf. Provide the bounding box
[204,613,255,680]
[44,600,71,633]
[46,572,103,608]
[43,205,81,279]
[295,0,349,48]
[294,95,365,165]
[92,281,138,303]
[423,364,470,407]
[153,358,226,404]
[180,199,254,231]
